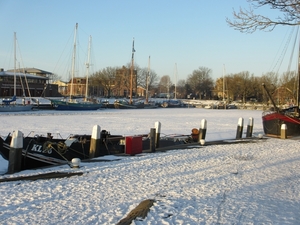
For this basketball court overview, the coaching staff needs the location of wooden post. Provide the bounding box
[198,119,207,141]
[150,128,156,152]
[89,125,101,158]
[281,124,287,139]
[155,121,161,148]
[236,117,244,139]
[8,130,23,174]
[246,117,254,138]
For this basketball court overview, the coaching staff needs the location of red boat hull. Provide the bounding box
[262,111,300,137]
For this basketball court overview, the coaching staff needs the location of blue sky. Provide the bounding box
[0,0,297,82]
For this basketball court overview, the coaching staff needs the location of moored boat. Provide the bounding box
[52,98,102,110]
[0,128,202,171]
[161,99,189,108]
[262,103,300,137]
[0,130,125,170]
[0,33,33,112]
[262,32,300,138]
[51,24,102,111]
[1,96,33,112]
[114,99,144,109]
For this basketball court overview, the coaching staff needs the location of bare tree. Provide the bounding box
[176,79,187,99]
[279,70,298,99]
[137,67,159,91]
[225,71,254,102]
[90,67,117,97]
[52,73,63,82]
[227,0,300,33]
[158,75,173,94]
[186,67,214,99]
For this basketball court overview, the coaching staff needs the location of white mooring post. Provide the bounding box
[281,124,287,139]
[236,117,244,139]
[198,119,207,142]
[246,117,254,138]
[8,130,23,174]
[89,125,101,158]
[155,121,161,148]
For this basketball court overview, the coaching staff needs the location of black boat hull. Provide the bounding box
[0,132,125,170]
[0,131,198,171]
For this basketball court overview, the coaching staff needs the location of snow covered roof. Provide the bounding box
[0,71,48,80]
[7,67,53,75]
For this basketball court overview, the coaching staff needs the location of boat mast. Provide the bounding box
[85,35,91,101]
[297,31,300,106]
[14,32,16,97]
[167,76,170,99]
[174,63,177,99]
[70,23,78,99]
[130,38,135,104]
[262,83,279,111]
[223,64,225,102]
[146,55,150,103]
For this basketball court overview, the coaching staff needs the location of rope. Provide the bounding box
[43,141,71,166]
[43,141,68,154]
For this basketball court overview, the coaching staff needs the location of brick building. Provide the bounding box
[0,68,60,97]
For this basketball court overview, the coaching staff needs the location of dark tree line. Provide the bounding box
[87,63,297,103]
[85,1,300,101]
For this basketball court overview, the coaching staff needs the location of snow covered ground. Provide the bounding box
[0,108,299,224]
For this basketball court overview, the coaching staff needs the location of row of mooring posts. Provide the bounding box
[6,118,253,174]
[148,117,255,154]
[148,119,208,153]
[7,117,288,174]
[236,117,254,139]
[237,117,288,139]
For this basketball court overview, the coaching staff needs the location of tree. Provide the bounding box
[250,75,264,102]
[226,0,300,33]
[52,73,62,82]
[89,67,117,97]
[137,67,159,93]
[279,71,297,89]
[176,79,188,99]
[279,70,298,101]
[158,75,173,95]
[225,71,255,102]
[186,67,214,99]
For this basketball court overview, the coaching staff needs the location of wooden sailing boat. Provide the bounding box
[262,30,300,138]
[52,24,102,110]
[0,32,32,112]
[114,38,145,109]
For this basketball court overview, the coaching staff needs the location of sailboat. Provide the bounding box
[262,30,300,138]
[114,38,145,109]
[144,57,158,109]
[51,24,102,110]
[0,32,33,112]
